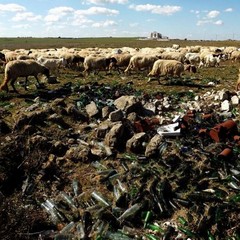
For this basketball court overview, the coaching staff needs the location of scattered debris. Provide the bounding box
[0,82,239,240]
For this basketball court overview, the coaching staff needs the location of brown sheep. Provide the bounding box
[109,53,132,73]
[83,56,117,75]
[148,59,184,84]
[124,55,159,74]
[0,60,50,93]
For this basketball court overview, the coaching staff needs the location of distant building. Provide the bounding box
[150,31,162,39]
[138,31,169,41]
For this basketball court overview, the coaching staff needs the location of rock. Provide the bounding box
[67,138,76,145]
[25,103,40,112]
[85,101,99,118]
[114,95,143,115]
[90,141,113,158]
[127,112,139,122]
[28,135,50,150]
[143,102,156,115]
[109,109,124,122]
[104,121,133,151]
[126,132,148,153]
[96,124,110,139]
[91,147,106,158]
[64,145,92,163]
[134,117,160,133]
[47,113,70,129]
[104,123,125,149]
[13,108,51,130]
[50,98,67,108]
[66,105,88,122]
[102,106,114,119]
[145,134,162,157]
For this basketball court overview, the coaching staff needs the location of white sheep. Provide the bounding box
[17,55,35,61]
[59,52,84,69]
[199,54,221,68]
[185,53,200,65]
[4,51,18,63]
[172,44,180,50]
[148,59,184,84]
[236,69,240,91]
[0,60,50,93]
[37,56,67,75]
[124,54,159,74]
[83,56,117,75]
[159,52,186,63]
[230,50,240,62]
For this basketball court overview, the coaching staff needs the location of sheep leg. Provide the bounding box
[0,82,9,92]
[34,76,41,88]
[10,78,18,93]
[83,69,90,77]
[111,64,121,74]
[117,66,123,74]
[105,69,111,75]
[24,77,29,90]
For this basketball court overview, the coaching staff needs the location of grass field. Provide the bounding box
[0,37,239,100]
[1,37,240,50]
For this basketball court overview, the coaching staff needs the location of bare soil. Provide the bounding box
[0,56,239,240]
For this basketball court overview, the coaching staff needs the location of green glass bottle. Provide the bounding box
[207,230,215,240]
[145,234,160,240]
[178,226,197,238]
[143,211,152,228]
[229,194,240,203]
[178,216,188,226]
[146,223,164,233]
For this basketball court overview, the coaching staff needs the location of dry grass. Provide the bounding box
[1,37,240,50]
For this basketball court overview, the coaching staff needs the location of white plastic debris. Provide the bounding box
[172,115,181,123]
[221,100,230,111]
[208,81,215,86]
[231,95,239,105]
[157,122,181,137]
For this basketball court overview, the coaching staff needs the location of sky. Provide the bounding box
[0,0,239,40]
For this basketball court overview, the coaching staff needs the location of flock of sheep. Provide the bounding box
[0,44,240,93]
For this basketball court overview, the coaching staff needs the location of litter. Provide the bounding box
[157,122,181,136]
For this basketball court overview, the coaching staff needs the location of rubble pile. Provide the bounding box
[0,83,239,240]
